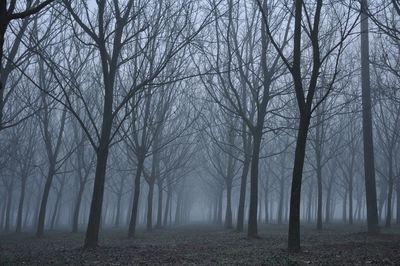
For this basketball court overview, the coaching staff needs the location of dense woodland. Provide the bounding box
[1,0,400,263]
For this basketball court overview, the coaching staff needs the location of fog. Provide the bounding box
[0,0,400,264]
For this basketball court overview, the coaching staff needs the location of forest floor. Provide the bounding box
[1,223,400,265]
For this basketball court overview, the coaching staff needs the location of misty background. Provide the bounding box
[0,0,399,253]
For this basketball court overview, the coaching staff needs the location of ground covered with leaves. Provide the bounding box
[1,224,400,265]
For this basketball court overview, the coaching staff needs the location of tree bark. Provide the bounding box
[50,183,63,230]
[342,191,347,222]
[288,115,310,252]
[360,0,380,233]
[278,178,284,224]
[248,130,262,238]
[325,183,332,223]
[396,180,400,224]
[236,153,250,231]
[264,175,269,224]
[163,189,171,227]
[16,175,28,233]
[4,181,14,232]
[217,188,223,225]
[36,164,55,236]
[128,156,145,237]
[84,142,111,248]
[72,183,85,233]
[0,5,9,114]
[225,183,232,229]
[115,190,122,227]
[175,190,183,225]
[156,181,163,228]
[146,181,155,231]
[316,153,323,230]
[349,174,354,225]
[385,155,394,227]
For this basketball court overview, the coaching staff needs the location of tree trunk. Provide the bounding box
[217,188,223,225]
[349,175,354,225]
[72,183,85,233]
[156,181,163,229]
[307,182,313,223]
[175,191,182,225]
[4,182,13,232]
[264,177,269,224]
[33,184,42,229]
[342,191,347,222]
[115,192,122,227]
[84,144,111,248]
[278,179,284,224]
[213,194,218,223]
[52,177,65,230]
[146,181,155,231]
[128,156,144,237]
[396,181,400,224]
[325,185,331,223]
[316,157,323,230]
[50,188,62,230]
[360,0,379,234]
[0,9,9,117]
[385,155,394,227]
[236,142,251,232]
[0,192,6,230]
[225,183,232,229]
[16,175,28,233]
[163,190,171,228]
[288,115,310,252]
[36,164,55,237]
[101,198,108,229]
[248,130,262,238]
[23,191,32,229]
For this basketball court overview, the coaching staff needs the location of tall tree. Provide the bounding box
[58,0,211,248]
[258,0,356,251]
[360,0,380,233]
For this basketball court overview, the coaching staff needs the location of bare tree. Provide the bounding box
[0,0,55,129]
[360,0,380,233]
[258,0,357,251]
